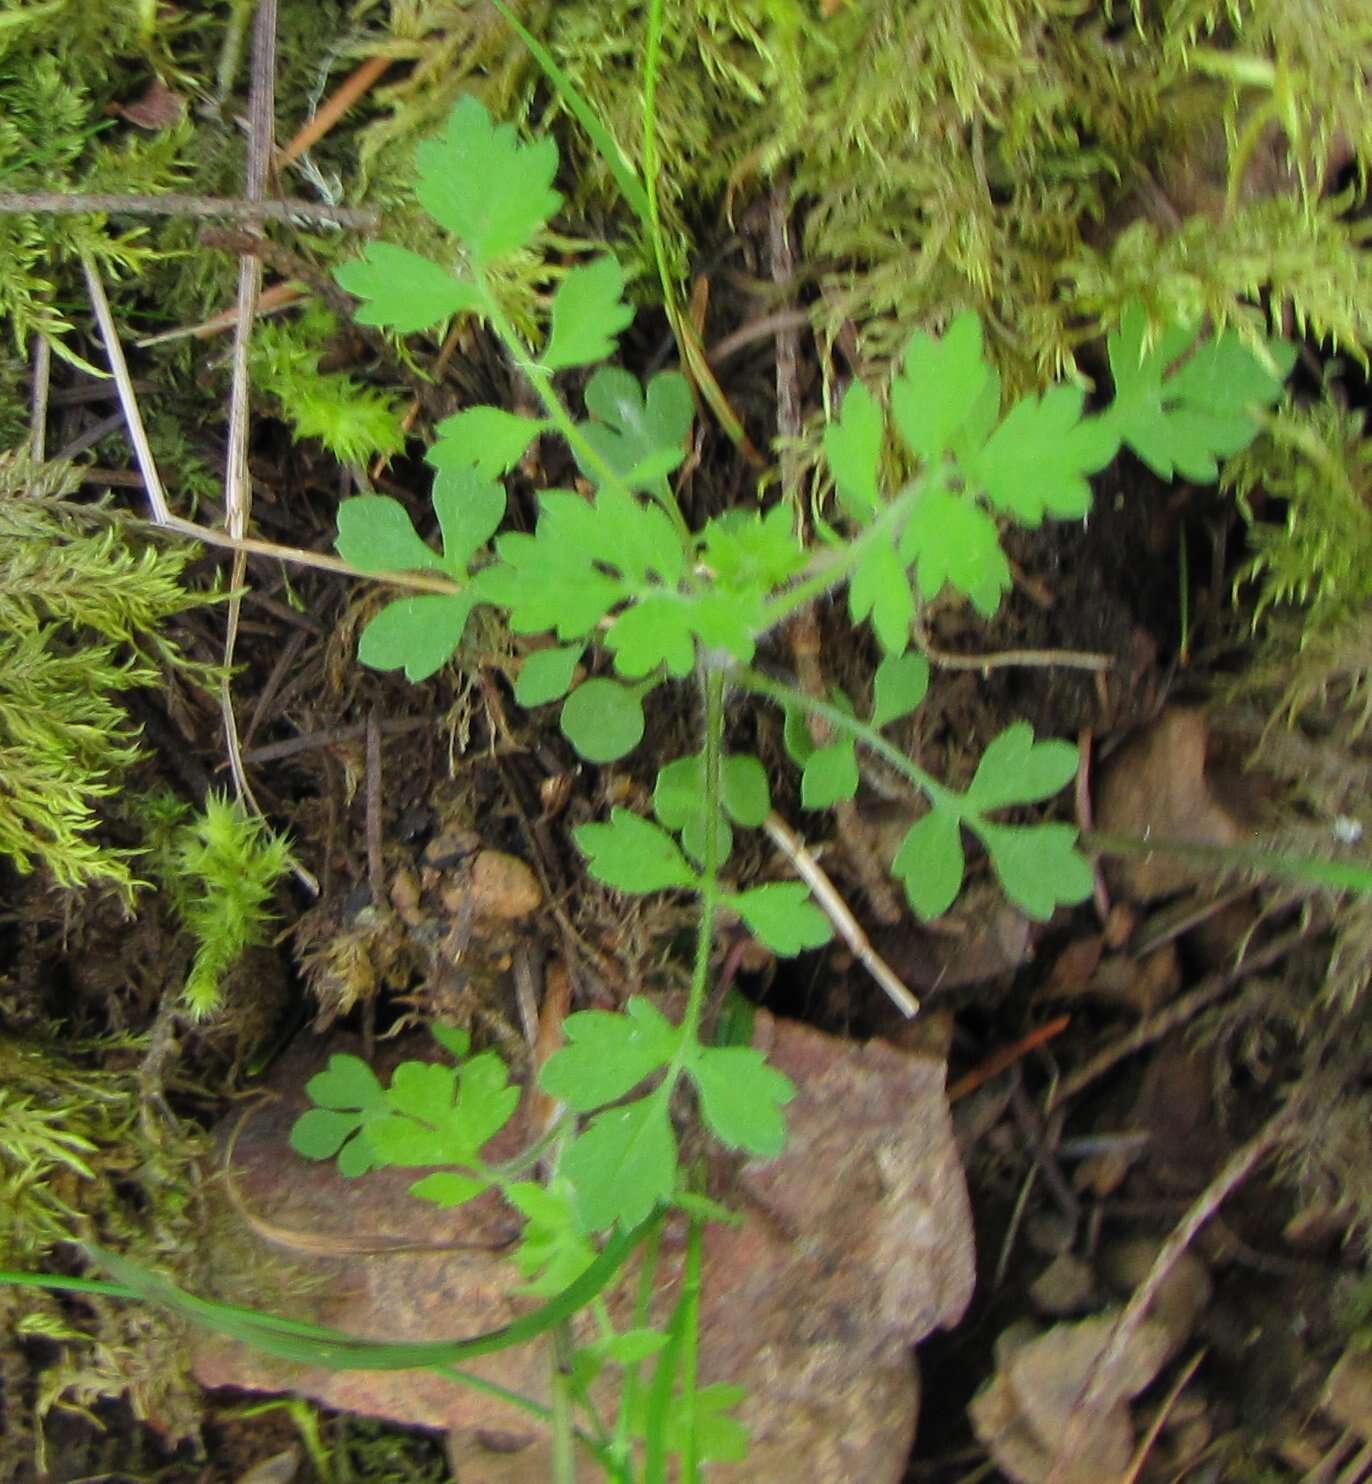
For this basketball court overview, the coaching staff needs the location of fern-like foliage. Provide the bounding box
[0,453,206,897]
[251,303,407,467]
[1228,400,1372,632]
[141,791,291,1019]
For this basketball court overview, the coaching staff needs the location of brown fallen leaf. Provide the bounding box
[1095,708,1248,901]
[971,1311,1173,1484]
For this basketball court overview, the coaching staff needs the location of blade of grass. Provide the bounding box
[1083,831,1372,895]
[0,1222,650,1371]
[486,0,650,227]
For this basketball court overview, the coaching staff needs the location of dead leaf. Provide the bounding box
[109,78,185,130]
[1095,708,1247,901]
[971,1310,1173,1484]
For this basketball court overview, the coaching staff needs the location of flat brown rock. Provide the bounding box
[191,1008,974,1482]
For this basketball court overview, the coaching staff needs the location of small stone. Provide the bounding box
[1029,1253,1096,1316]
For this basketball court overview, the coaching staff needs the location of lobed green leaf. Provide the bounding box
[415,95,562,263]
[685,1044,795,1157]
[543,256,635,370]
[892,808,965,919]
[575,808,700,893]
[538,997,680,1111]
[333,243,482,334]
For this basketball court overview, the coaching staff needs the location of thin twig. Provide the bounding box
[28,334,50,462]
[156,512,460,591]
[1045,925,1307,1112]
[219,0,275,831]
[79,257,172,524]
[1118,1348,1207,1484]
[0,190,376,228]
[916,625,1113,672]
[1047,1103,1296,1483]
[277,53,392,171]
[762,811,919,1017]
[241,715,436,766]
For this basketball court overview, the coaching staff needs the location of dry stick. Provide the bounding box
[276,52,392,171]
[762,811,919,1017]
[0,191,377,229]
[241,715,436,766]
[159,513,458,589]
[1046,1101,1297,1484]
[1118,1347,1207,1484]
[1044,925,1307,1113]
[80,258,173,526]
[915,622,1113,673]
[28,334,49,462]
[218,0,291,873]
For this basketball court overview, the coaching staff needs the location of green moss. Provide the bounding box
[0,453,209,897]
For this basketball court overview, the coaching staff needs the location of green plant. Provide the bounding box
[2,84,1298,1484]
[299,95,1292,1474]
[0,452,207,898]
[141,790,293,1019]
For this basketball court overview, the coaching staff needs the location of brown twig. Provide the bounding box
[277,53,393,171]
[762,811,918,1017]
[1047,1103,1296,1483]
[947,1015,1070,1102]
[1045,926,1307,1112]
[915,623,1113,673]
[0,190,377,228]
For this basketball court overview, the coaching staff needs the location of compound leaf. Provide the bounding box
[725,882,833,956]
[430,407,549,480]
[538,997,680,1111]
[685,1044,795,1156]
[564,1094,677,1233]
[576,368,692,495]
[415,95,562,262]
[977,821,1094,921]
[334,243,482,334]
[965,722,1080,810]
[1104,303,1293,482]
[575,807,700,893]
[544,256,635,370]
[560,678,645,762]
[892,807,965,919]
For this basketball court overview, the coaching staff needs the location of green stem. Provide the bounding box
[682,666,726,1049]
[733,666,955,811]
[477,276,694,549]
[549,1325,577,1484]
[641,0,678,329]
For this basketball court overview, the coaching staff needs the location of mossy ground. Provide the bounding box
[3,1,1372,1479]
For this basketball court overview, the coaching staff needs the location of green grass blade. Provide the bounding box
[1084,831,1372,895]
[24,1222,652,1371]
[486,0,651,230]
